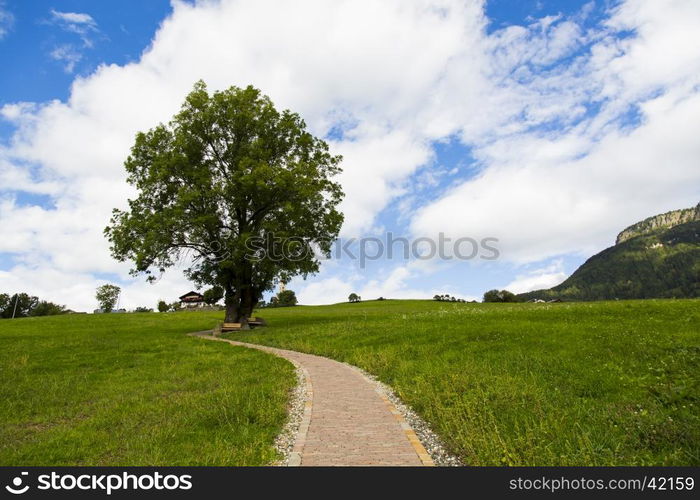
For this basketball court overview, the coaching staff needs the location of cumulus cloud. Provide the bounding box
[1,0,699,310]
[411,0,700,263]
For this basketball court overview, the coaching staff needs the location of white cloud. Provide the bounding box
[0,265,194,312]
[46,9,100,71]
[49,9,99,44]
[50,10,97,27]
[503,260,567,294]
[1,0,699,310]
[49,44,83,73]
[411,0,700,263]
[295,263,477,305]
[0,1,13,39]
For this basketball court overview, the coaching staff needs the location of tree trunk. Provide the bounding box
[238,286,258,329]
[224,286,258,329]
[224,288,240,323]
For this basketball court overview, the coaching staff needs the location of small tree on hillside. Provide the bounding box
[483,289,517,303]
[105,81,343,328]
[157,300,169,313]
[277,289,297,307]
[348,293,361,303]
[96,284,121,313]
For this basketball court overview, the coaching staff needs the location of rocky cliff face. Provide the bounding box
[616,203,700,245]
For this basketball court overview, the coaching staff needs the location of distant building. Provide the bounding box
[179,291,205,308]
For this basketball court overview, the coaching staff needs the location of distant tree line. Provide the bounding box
[0,292,68,319]
[433,294,467,303]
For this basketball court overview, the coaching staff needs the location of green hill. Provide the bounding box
[519,205,700,301]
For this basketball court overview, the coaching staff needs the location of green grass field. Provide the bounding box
[229,299,700,466]
[1,299,697,466]
[0,311,293,466]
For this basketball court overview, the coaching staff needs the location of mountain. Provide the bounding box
[616,203,700,244]
[518,203,700,301]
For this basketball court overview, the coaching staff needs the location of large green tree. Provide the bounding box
[105,82,344,327]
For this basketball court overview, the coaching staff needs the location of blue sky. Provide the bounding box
[0,1,171,103]
[1,0,699,310]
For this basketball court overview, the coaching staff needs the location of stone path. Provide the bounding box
[190,332,433,466]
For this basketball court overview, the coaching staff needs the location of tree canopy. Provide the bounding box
[483,289,517,303]
[0,293,66,318]
[203,286,224,305]
[276,289,298,307]
[0,293,38,318]
[105,81,343,325]
[95,284,121,312]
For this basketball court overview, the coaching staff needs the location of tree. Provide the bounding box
[203,285,224,305]
[96,284,121,313]
[105,81,343,328]
[483,289,517,303]
[157,300,169,313]
[0,294,9,315]
[134,306,153,313]
[276,289,297,307]
[348,293,360,303]
[29,301,67,317]
[0,293,39,318]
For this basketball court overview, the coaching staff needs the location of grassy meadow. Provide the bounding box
[1,299,697,466]
[229,299,700,466]
[0,310,293,466]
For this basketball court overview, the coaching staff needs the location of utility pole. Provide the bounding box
[11,294,19,319]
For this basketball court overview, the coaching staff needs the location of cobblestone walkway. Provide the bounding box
[191,332,433,466]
